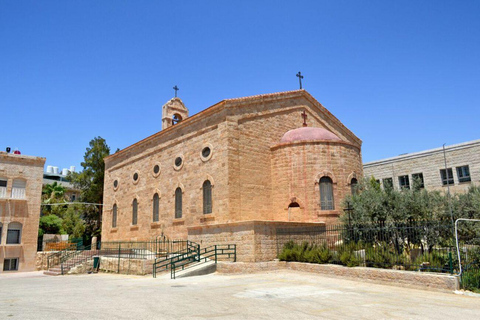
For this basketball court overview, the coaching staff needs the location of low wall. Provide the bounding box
[36,251,56,271]
[217,261,459,293]
[188,220,325,262]
[99,257,154,275]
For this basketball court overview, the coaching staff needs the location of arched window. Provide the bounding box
[112,204,117,228]
[288,202,300,208]
[153,193,159,222]
[203,180,212,214]
[320,177,334,210]
[350,178,358,195]
[175,188,182,218]
[7,222,22,244]
[132,199,138,225]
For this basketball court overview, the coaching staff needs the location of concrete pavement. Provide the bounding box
[0,270,478,319]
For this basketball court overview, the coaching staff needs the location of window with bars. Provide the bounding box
[132,199,138,225]
[383,178,393,191]
[456,165,471,183]
[3,258,18,271]
[153,193,159,222]
[398,175,410,189]
[412,173,425,189]
[440,168,454,186]
[112,204,117,228]
[175,188,182,219]
[203,180,212,214]
[320,177,334,210]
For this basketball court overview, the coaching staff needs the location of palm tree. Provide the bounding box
[42,182,67,204]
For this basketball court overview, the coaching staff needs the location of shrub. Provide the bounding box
[278,241,333,264]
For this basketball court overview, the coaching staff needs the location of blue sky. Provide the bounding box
[1,1,479,171]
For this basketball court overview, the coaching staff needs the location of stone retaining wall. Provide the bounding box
[99,257,154,275]
[217,261,459,293]
[36,251,55,271]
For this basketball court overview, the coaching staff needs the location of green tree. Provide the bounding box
[41,182,67,215]
[62,205,86,238]
[68,136,110,240]
[38,214,64,237]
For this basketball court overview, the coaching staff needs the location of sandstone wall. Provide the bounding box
[99,256,153,275]
[217,261,459,293]
[188,221,326,262]
[0,153,45,272]
[271,141,362,224]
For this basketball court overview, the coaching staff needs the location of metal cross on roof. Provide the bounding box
[296,72,304,89]
[301,110,308,127]
[173,85,179,97]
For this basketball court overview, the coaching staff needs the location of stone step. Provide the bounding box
[43,270,62,276]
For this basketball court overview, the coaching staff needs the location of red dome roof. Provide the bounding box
[280,127,342,143]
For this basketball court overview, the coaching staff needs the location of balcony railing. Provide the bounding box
[0,187,6,198]
[11,187,26,199]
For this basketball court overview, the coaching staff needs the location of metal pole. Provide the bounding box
[443,144,455,231]
[118,243,121,274]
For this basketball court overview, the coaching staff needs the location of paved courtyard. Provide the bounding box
[1,270,479,319]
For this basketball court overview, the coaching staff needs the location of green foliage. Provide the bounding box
[39,214,64,237]
[365,244,396,269]
[62,205,86,238]
[278,241,333,264]
[337,243,361,267]
[41,182,67,215]
[68,136,110,239]
[413,250,449,272]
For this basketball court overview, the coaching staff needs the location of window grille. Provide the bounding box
[153,193,159,222]
[132,199,138,225]
[398,175,410,189]
[3,258,18,271]
[175,188,182,219]
[320,177,334,210]
[456,166,471,183]
[112,204,117,228]
[6,222,22,244]
[440,168,454,186]
[203,181,212,214]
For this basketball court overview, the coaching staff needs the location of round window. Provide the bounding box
[113,180,118,188]
[175,157,183,167]
[153,165,160,174]
[133,172,139,181]
[202,147,211,158]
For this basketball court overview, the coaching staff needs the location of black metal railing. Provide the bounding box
[169,244,236,279]
[153,243,236,279]
[276,220,459,273]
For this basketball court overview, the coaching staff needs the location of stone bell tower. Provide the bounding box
[162,97,189,130]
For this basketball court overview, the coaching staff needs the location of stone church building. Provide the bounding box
[101,90,363,261]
